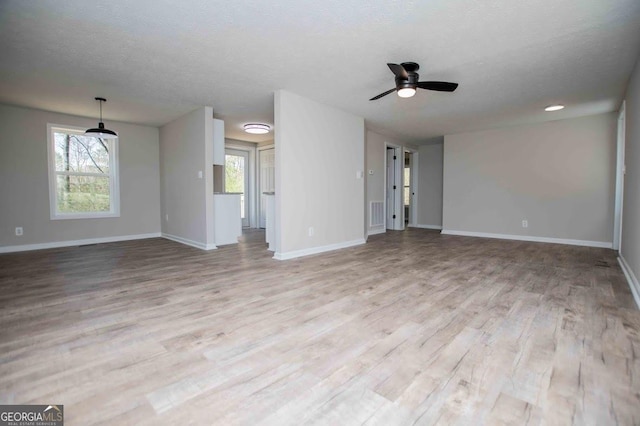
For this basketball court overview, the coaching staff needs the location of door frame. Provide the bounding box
[257,144,275,229]
[614,101,626,251]
[403,148,419,228]
[384,142,403,230]
[225,143,257,228]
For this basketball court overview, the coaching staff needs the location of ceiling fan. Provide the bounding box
[370,62,458,101]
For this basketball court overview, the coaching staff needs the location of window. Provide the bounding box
[47,124,119,219]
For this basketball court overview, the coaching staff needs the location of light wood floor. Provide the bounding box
[1,229,639,425]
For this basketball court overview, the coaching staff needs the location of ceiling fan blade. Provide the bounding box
[387,63,408,79]
[369,88,397,101]
[417,81,459,92]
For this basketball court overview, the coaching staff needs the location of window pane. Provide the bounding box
[56,175,111,213]
[404,187,410,206]
[54,132,110,174]
[225,154,245,194]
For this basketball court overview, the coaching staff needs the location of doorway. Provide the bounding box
[225,148,250,228]
[404,151,411,226]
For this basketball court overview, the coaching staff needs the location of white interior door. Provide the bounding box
[225,149,250,227]
[386,147,398,229]
[259,148,275,229]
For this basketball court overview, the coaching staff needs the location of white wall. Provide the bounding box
[159,107,215,249]
[365,130,406,236]
[275,90,365,259]
[0,103,160,250]
[443,113,617,246]
[417,139,444,229]
[620,56,640,301]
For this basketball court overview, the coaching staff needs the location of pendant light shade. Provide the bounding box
[85,97,118,139]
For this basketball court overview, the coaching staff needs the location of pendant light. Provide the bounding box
[85,97,118,139]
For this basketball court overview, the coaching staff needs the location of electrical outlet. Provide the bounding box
[15,227,23,236]
[522,220,528,228]
[308,227,314,237]
[198,170,203,179]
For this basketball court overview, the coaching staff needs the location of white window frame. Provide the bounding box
[47,123,120,220]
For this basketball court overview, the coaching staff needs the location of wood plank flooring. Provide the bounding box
[1,229,639,425]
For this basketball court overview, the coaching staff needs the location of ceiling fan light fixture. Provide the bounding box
[397,87,416,98]
[544,104,565,112]
[85,97,118,139]
[244,123,271,134]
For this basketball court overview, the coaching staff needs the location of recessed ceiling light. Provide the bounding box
[397,87,416,98]
[244,123,271,134]
[544,104,565,112]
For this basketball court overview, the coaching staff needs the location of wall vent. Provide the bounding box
[370,201,384,227]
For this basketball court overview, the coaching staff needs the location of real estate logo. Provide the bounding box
[0,405,63,426]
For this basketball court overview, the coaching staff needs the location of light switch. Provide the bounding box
[198,170,203,179]
[356,170,364,179]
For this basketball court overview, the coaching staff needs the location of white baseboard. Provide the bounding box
[618,255,640,310]
[367,228,386,236]
[440,229,612,249]
[412,224,443,230]
[0,232,162,254]
[161,233,217,251]
[274,238,366,261]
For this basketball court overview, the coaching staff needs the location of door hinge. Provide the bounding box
[393,185,396,190]
[393,214,396,219]
[393,155,397,160]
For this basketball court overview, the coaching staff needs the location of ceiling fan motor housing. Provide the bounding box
[397,72,419,90]
[397,62,419,89]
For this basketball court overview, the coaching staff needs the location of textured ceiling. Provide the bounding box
[0,0,639,144]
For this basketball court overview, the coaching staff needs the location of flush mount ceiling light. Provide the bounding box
[544,104,565,112]
[244,123,271,134]
[85,97,118,139]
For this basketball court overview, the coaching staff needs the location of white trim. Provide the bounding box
[613,102,626,250]
[161,233,217,251]
[412,224,443,230]
[618,255,640,309]
[273,238,365,260]
[0,233,161,254]
[441,229,612,248]
[367,228,386,236]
